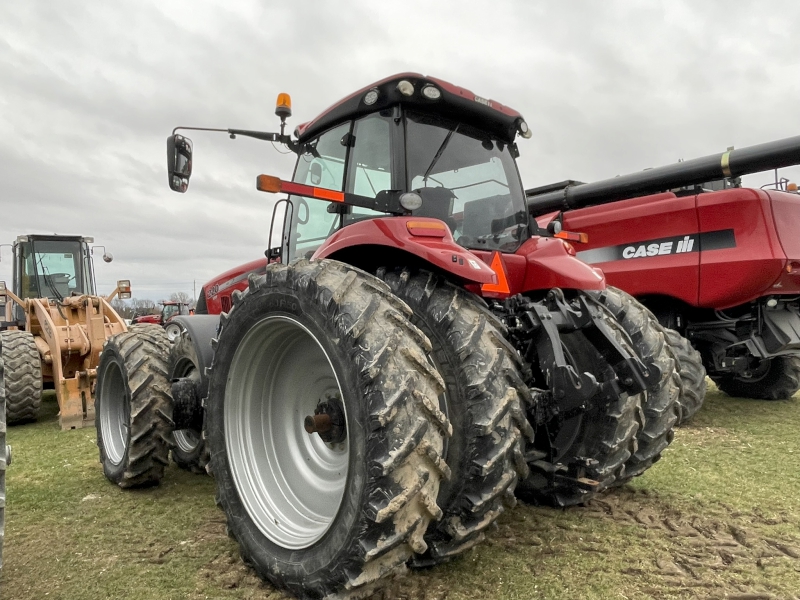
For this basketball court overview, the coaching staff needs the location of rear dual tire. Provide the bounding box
[379,268,532,565]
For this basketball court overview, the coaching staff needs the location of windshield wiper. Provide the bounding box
[422,124,459,183]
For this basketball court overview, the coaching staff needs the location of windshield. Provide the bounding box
[406,111,529,252]
[18,240,89,300]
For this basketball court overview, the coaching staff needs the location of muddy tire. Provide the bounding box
[95,324,173,488]
[517,307,642,507]
[1,331,43,424]
[169,330,208,474]
[0,358,7,571]
[715,356,800,401]
[205,259,451,599]
[379,268,532,565]
[661,328,707,424]
[593,287,680,483]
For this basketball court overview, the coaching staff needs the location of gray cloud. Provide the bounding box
[2,0,799,300]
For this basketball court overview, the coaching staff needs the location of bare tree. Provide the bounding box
[110,297,134,319]
[130,298,157,317]
[169,291,192,304]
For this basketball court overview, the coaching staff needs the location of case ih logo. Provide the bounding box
[576,229,736,264]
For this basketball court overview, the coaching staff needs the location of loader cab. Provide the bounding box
[286,75,532,262]
[13,235,96,301]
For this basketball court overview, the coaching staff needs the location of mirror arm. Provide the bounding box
[172,126,298,153]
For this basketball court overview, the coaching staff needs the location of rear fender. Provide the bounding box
[169,315,220,391]
[313,217,497,285]
[517,236,606,293]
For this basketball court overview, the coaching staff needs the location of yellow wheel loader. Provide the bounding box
[0,234,131,430]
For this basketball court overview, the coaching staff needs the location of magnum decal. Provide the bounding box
[576,229,736,264]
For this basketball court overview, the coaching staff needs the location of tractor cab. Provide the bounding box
[12,234,99,301]
[283,75,532,262]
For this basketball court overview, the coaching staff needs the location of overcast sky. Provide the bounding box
[2,1,799,302]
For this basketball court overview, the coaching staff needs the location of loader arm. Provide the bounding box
[28,295,126,430]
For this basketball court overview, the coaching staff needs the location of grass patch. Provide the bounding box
[3,387,800,599]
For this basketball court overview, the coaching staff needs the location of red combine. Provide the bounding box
[95,74,680,598]
[529,137,800,418]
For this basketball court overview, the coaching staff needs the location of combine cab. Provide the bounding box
[529,136,800,419]
[0,234,131,429]
[96,74,681,598]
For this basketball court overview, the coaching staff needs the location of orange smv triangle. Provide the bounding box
[481,251,511,294]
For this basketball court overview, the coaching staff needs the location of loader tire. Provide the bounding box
[0,331,43,424]
[169,330,208,474]
[95,324,173,488]
[715,356,800,401]
[0,358,7,571]
[662,328,707,424]
[379,268,532,566]
[517,308,641,507]
[205,259,451,599]
[593,287,680,484]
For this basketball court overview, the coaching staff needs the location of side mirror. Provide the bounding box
[103,252,114,263]
[167,134,193,193]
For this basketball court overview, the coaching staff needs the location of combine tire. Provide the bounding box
[379,268,532,566]
[715,356,800,400]
[95,324,173,488]
[662,328,707,424]
[169,330,208,474]
[592,287,680,483]
[517,308,641,507]
[205,259,450,599]
[0,360,7,571]
[1,331,43,424]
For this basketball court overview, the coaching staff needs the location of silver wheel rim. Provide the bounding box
[165,323,182,342]
[98,359,129,466]
[174,429,201,452]
[225,315,348,549]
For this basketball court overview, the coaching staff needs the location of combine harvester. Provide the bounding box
[528,136,800,421]
[96,74,682,598]
[0,234,131,429]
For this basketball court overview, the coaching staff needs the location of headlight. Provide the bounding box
[364,88,379,105]
[421,85,441,100]
[396,80,415,96]
[399,192,423,211]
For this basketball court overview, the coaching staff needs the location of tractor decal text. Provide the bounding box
[576,229,736,264]
[207,265,268,298]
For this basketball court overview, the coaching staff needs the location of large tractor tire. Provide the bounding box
[205,259,451,599]
[1,331,43,424]
[0,359,8,571]
[593,288,680,483]
[95,324,173,488]
[169,330,208,474]
[517,307,642,507]
[662,327,707,424]
[714,355,800,401]
[379,268,533,566]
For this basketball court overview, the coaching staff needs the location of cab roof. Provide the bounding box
[294,73,525,145]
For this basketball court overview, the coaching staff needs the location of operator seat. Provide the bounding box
[412,187,458,233]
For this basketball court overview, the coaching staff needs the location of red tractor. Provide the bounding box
[529,136,800,421]
[95,74,680,599]
[130,300,190,340]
